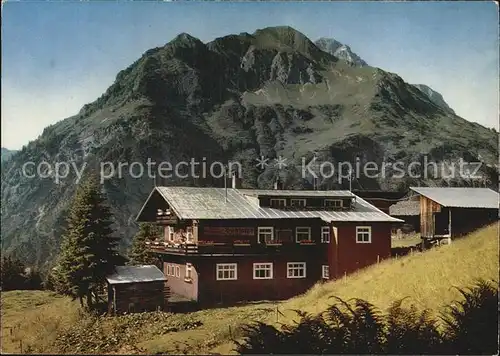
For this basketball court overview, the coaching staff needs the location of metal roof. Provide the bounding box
[237,189,355,197]
[106,265,166,285]
[410,187,499,209]
[151,187,402,222]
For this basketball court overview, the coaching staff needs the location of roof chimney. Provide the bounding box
[231,171,242,189]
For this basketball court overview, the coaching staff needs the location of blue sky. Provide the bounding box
[2,1,498,149]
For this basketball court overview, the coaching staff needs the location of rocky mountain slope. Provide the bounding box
[1,26,498,268]
[413,84,455,114]
[316,39,456,114]
[315,37,368,67]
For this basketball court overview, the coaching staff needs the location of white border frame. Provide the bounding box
[321,226,331,243]
[290,198,307,208]
[270,198,287,208]
[253,262,273,279]
[356,226,372,243]
[286,262,306,279]
[322,265,329,279]
[295,226,311,242]
[324,199,343,208]
[216,263,238,280]
[257,226,274,243]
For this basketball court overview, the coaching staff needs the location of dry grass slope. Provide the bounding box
[1,223,497,354]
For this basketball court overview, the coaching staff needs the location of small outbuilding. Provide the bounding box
[410,187,499,242]
[389,197,421,233]
[106,265,168,314]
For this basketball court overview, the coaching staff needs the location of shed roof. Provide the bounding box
[106,265,166,285]
[138,187,402,222]
[410,187,499,209]
[389,200,420,216]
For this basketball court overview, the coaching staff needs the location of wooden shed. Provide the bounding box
[389,196,421,233]
[106,265,168,314]
[410,187,499,243]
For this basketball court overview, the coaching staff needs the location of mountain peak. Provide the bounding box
[168,32,205,48]
[250,26,333,63]
[315,37,368,67]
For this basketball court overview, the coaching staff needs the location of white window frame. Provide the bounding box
[356,226,372,243]
[295,227,311,242]
[290,199,306,208]
[270,198,287,208]
[185,263,193,280]
[324,199,343,208]
[322,265,329,279]
[287,262,306,279]
[253,263,273,280]
[166,264,171,276]
[258,226,274,244]
[321,226,331,243]
[216,263,238,281]
[167,226,174,241]
[175,266,180,278]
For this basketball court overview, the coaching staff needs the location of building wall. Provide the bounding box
[157,221,393,305]
[197,218,327,244]
[332,222,392,276]
[449,207,498,237]
[195,256,326,304]
[420,196,442,237]
[162,259,199,301]
[109,281,166,314]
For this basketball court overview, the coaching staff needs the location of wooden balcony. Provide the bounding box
[146,240,321,256]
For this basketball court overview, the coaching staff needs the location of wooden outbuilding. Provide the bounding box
[389,195,421,233]
[410,187,499,243]
[106,265,168,314]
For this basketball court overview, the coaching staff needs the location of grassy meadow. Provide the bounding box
[1,223,498,354]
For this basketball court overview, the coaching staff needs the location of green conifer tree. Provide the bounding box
[53,174,121,309]
[128,223,161,265]
[0,256,27,290]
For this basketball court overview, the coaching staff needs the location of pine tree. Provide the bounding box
[53,174,121,309]
[128,223,161,265]
[0,256,27,290]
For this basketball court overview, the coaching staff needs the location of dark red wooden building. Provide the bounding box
[136,181,402,305]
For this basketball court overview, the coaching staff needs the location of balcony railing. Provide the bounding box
[145,240,319,256]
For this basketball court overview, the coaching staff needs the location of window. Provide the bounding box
[167,226,174,241]
[324,199,343,208]
[166,264,171,276]
[295,227,311,242]
[253,263,273,279]
[287,262,306,278]
[270,199,287,208]
[216,263,237,280]
[175,266,180,278]
[321,226,331,243]
[356,226,372,243]
[185,263,193,281]
[258,227,274,243]
[322,265,329,279]
[290,199,306,208]
[186,227,194,242]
